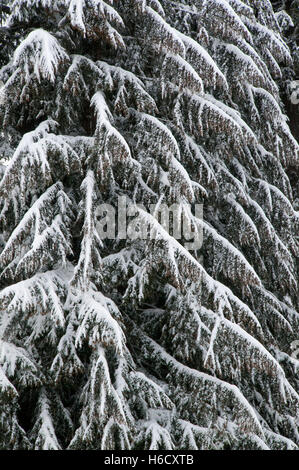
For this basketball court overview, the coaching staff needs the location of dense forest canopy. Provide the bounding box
[0,0,298,450]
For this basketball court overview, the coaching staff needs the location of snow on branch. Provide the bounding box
[31,389,61,450]
[129,319,264,439]
[109,64,157,115]
[13,29,69,83]
[0,340,41,388]
[71,171,102,291]
[91,91,131,160]
[0,270,66,344]
[245,19,292,66]
[162,53,203,95]
[144,6,185,56]
[137,420,173,450]
[8,0,64,25]
[0,183,73,281]
[64,0,125,48]
[197,217,261,288]
[75,291,125,354]
[200,0,252,43]
[0,120,81,224]
[177,31,228,90]
[69,346,129,449]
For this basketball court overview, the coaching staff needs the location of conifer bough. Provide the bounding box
[0,0,298,450]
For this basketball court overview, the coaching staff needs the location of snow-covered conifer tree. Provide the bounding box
[0,0,298,449]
